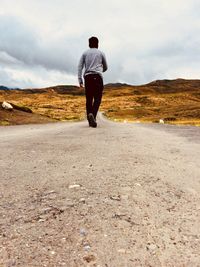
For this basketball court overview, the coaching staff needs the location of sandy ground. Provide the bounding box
[0,114,200,267]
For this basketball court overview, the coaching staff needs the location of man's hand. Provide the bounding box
[79,83,84,88]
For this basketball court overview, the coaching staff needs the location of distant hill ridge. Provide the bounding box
[1,78,200,93]
[147,78,200,86]
[0,86,10,90]
[0,85,20,90]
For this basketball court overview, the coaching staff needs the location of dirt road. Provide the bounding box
[0,114,200,267]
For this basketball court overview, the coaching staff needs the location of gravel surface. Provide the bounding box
[0,114,200,267]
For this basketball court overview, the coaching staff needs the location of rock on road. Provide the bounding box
[0,114,200,267]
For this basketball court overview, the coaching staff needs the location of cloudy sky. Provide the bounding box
[0,0,200,88]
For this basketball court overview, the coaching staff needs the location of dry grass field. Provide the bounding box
[0,79,200,126]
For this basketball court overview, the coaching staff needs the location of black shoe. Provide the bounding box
[88,113,97,128]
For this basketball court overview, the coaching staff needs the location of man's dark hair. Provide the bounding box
[89,36,99,48]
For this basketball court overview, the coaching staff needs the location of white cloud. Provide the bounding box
[0,51,21,65]
[0,65,77,88]
[0,0,200,87]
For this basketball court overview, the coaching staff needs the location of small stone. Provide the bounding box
[50,251,56,255]
[40,207,52,214]
[118,249,126,253]
[2,101,13,110]
[38,219,45,222]
[110,195,121,201]
[79,198,86,203]
[80,228,87,236]
[69,184,80,189]
[84,245,91,251]
[146,244,157,253]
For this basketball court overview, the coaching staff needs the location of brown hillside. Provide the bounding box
[103,79,200,125]
[0,102,55,126]
[0,79,200,126]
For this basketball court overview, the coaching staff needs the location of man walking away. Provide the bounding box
[78,36,108,128]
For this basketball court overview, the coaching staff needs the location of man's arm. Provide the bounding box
[102,53,108,72]
[78,54,85,86]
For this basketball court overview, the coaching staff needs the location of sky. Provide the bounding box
[0,0,200,88]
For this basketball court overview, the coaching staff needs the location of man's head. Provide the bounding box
[89,36,99,48]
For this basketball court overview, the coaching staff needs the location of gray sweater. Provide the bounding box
[78,48,108,84]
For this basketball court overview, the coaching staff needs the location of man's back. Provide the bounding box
[78,48,107,84]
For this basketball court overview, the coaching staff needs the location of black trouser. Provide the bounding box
[84,74,104,119]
